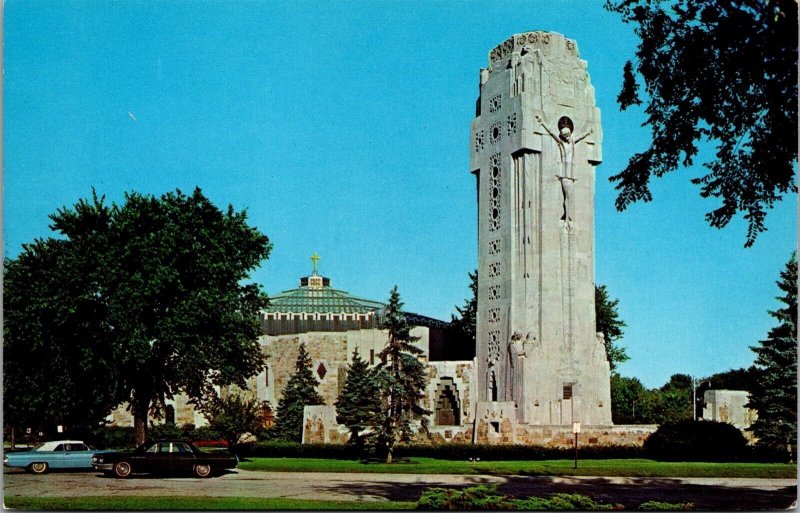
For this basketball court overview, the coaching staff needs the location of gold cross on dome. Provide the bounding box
[310,252,321,275]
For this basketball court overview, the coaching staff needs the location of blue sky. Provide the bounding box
[4,0,796,388]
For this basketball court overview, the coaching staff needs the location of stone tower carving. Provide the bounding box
[471,32,612,428]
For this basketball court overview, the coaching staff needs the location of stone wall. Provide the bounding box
[302,401,655,447]
[259,327,431,409]
[106,394,208,428]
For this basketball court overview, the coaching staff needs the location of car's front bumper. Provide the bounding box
[92,463,114,470]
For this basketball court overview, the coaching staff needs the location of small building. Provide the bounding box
[702,389,757,434]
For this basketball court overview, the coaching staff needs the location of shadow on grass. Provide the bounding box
[313,475,797,510]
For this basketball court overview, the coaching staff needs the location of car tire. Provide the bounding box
[113,461,133,478]
[193,463,212,478]
[29,462,48,474]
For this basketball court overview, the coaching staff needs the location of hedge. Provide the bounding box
[241,441,645,460]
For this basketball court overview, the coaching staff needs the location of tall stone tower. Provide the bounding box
[471,32,611,430]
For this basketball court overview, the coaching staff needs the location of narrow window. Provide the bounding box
[369,349,375,365]
[563,385,573,400]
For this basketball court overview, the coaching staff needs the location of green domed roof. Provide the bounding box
[266,283,385,315]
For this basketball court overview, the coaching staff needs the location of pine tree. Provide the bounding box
[272,343,323,442]
[373,287,430,463]
[450,271,477,358]
[747,253,797,455]
[335,349,382,452]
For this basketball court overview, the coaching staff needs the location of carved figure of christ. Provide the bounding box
[536,116,592,222]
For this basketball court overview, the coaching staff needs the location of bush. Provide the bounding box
[240,440,645,460]
[416,486,618,510]
[148,422,187,440]
[394,442,644,461]
[242,441,362,459]
[239,441,645,460]
[89,426,135,449]
[644,420,748,462]
[638,500,694,511]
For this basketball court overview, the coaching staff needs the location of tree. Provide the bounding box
[372,287,430,463]
[335,349,382,452]
[653,374,693,425]
[595,284,629,373]
[4,228,122,439]
[610,374,647,424]
[201,394,265,450]
[605,0,798,246]
[3,188,271,446]
[450,271,477,358]
[747,253,797,453]
[271,343,323,442]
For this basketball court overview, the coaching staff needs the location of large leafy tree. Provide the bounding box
[610,374,647,424]
[372,287,430,463]
[335,349,382,452]
[747,253,797,452]
[611,374,693,425]
[595,284,629,373]
[4,207,121,436]
[271,343,323,442]
[3,188,271,446]
[605,0,797,246]
[654,374,694,425]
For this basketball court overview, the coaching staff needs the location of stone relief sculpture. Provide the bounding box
[536,114,592,222]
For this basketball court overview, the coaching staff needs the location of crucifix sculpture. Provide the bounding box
[536,115,592,222]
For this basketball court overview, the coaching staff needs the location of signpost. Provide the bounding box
[572,422,581,469]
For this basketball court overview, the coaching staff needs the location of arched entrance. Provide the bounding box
[435,378,461,426]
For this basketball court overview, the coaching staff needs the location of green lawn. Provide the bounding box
[3,496,415,510]
[238,457,797,478]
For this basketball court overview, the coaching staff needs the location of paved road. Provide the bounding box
[3,468,797,510]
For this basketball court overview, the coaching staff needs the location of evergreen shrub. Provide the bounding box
[644,420,748,461]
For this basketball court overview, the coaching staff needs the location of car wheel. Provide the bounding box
[29,462,48,474]
[193,463,212,478]
[113,461,133,478]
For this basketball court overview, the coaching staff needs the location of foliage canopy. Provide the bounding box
[605,0,798,246]
[3,188,271,445]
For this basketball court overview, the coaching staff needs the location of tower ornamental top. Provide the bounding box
[487,31,579,71]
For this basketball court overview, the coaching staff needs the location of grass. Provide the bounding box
[3,496,415,510]
[237,457,797,478]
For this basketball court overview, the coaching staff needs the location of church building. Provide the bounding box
[254,255,476,444]
[108,31,656,448]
